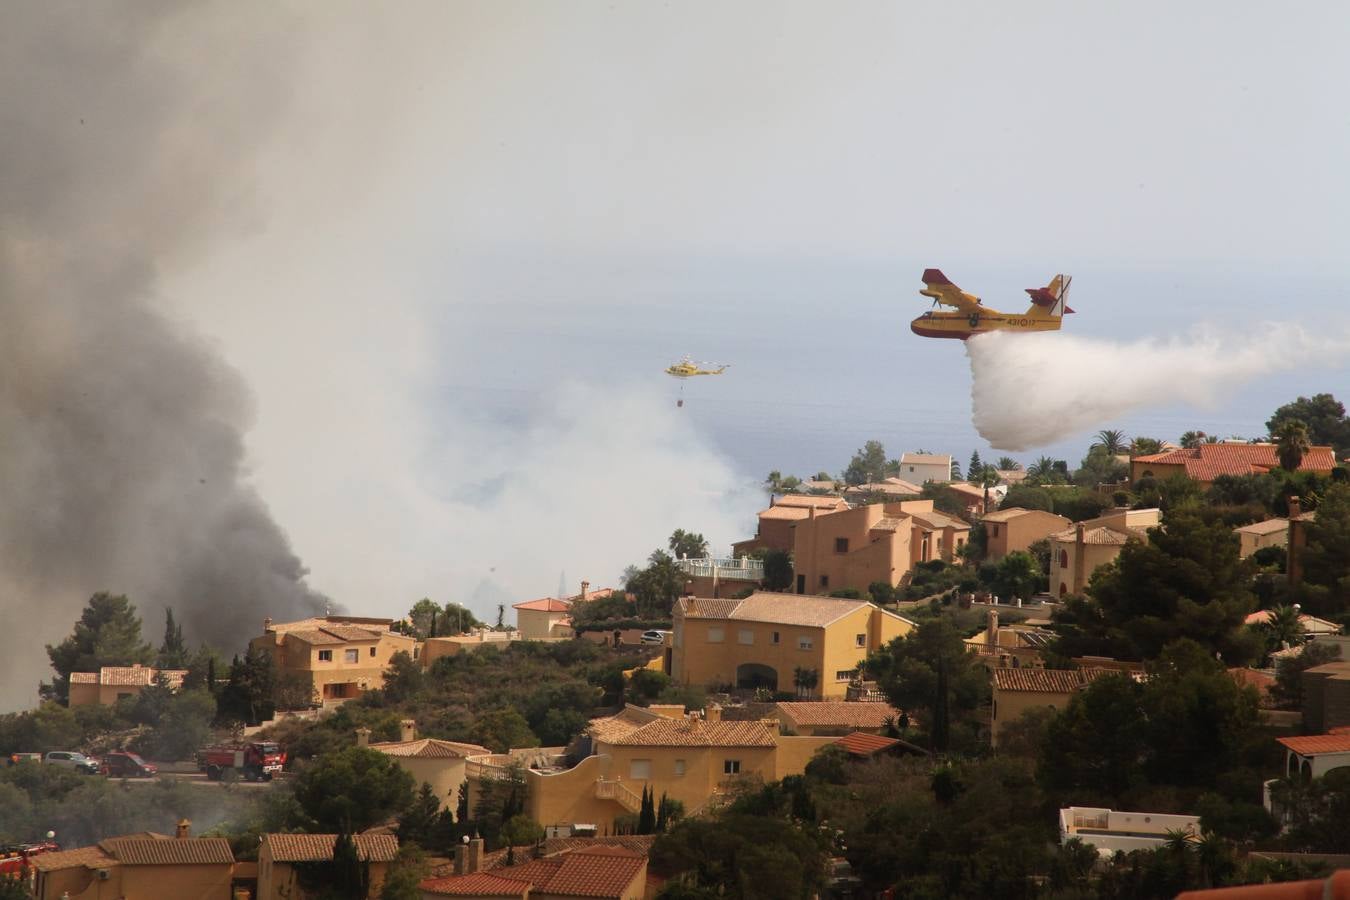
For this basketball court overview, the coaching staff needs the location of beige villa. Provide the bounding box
[671,592,915,699]
[1048,508,1161,597]
[249,615,418,706]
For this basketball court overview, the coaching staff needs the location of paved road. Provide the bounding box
[110,771,285,789]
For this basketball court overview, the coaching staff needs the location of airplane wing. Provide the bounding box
[919,269,981,312]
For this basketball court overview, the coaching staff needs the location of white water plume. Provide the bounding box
[965,326,1350,451]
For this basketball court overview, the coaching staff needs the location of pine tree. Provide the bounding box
[429,610,438,639]
[158,608,188,668]
[46,592,154,703]
[968,451,983,483]
[330,831,371,899]
[637,785,656,835]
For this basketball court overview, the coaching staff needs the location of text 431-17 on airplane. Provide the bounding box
[910,268,1074,340]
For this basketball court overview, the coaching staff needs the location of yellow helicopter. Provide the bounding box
[665,356,728,407]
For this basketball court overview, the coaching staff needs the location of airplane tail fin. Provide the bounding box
[1025,274,1074,317]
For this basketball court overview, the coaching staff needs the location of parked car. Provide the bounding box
[43,751,99,774]
[7,753,42,766]
[640,629,672,645]
[100,751,157,778]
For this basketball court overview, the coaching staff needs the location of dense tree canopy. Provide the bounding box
[864,617,988,751]
[46,592,154,703]
[843,440,888,486]
[1295,483,1350,617]
[293,746,415,833]
[1268,393,1350,456]
[1052,512,1260,663]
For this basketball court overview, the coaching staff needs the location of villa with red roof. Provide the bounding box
[420,841,648,899]
[513,581,615,640]
[1131,442,1337,487]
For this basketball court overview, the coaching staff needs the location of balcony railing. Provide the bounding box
[594,778,643,812]
[464,755,513,781]
[675,557,765,581]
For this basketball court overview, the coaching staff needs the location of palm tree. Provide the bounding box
[995,456,1021,471]
[1274,419,1311,471]
[1130,436,1164,456]
[1179,430,1207,449]
[1262,604,1304,652]
[1092,429,1127,455]
[764,470,783,495]
[1026,455,1057,479]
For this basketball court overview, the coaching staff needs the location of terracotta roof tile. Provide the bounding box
[994,668,1090,693]
[1049,525,1133,546]
[833,732,902,757]
[910,510,970,531]
[679,592,903,629]
[91,666,188,688]
[775,701,901,729]
[512,598,572,612]
[318,624,385,642]
[1136,444,1337,482]
[420,872,530,896]
[104,838,235,866]
[604,718,777,748]
[1235,518,1290,536]
[587,706,662,743]
[1277,734,1350,756]
[285,629,347,645]
[28,846,117,872]
[528,847,646,898]
[369,738,491,759]
[264,833,399,863]
[757,505,817,521]
[772,494,851,509]
[69,672,98,684]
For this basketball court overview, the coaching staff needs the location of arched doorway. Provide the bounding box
[736,663,778,691]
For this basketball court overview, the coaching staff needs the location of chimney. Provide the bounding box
[705,702,722,723]
[354,727,371,748]
[400,719,416,743]
[580,581,590,602]
[175,819,191,840]
[985,608,998,650]
[263,617,273,632]
[1073,522,1087,594]
[460,836,483,874]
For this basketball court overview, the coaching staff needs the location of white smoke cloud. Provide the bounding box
[966,326,1350,451]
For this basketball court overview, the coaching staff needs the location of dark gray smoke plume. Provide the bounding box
[1,5,326,709]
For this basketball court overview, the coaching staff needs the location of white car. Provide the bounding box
[640,630,671,645]
[44,751,100,774]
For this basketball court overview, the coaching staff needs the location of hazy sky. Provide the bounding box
[32,2,1350,634]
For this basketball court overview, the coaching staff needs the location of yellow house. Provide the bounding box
[964,607,1055,672]
[991,667,1122,747]
[249,615,418,707]
[360,720,489,811]
[31,829,235,900]
[791,500,970,596]
[1234,517,1289,558]
[731,493,850,556]
[1048,508,1161,597]
[671,592,915,699]
[464,705,834,833]
[258,833,398,900]
[512,597,576,640]
[980,508,1072,561]
[67,664,189,707]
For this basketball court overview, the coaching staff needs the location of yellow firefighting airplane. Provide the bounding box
[910,268,1074,340]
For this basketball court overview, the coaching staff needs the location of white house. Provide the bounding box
[1059,807,1199,856]
[898,453,953,485]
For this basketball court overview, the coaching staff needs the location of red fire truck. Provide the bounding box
[195,741,285,781]
[0,841,60,880]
